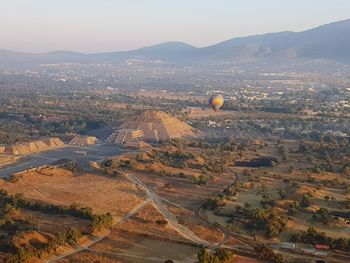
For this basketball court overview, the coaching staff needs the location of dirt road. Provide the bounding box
[46,200,149,263]
[47,171,234,262]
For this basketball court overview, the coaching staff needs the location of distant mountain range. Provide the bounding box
[1,19,350,67]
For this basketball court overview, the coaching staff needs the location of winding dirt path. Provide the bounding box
[47,171,237,262]
[46,200,149,263]
[126,173,219,248]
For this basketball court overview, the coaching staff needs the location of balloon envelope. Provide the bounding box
[209,94,224,111]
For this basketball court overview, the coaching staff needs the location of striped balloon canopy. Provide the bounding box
[209,94,224,111]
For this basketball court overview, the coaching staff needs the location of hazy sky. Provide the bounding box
[1,0,350,53]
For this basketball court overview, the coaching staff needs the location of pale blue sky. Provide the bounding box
[1,0,349,53]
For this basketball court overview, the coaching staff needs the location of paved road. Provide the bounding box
[0,144,129,179]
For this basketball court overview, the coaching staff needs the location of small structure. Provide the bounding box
[42,137,65,147]
[70,136,97,146]
[0,154,18,167]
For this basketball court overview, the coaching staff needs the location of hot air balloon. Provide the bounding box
[209,94,224,111]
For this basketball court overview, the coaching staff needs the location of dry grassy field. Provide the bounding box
[0,167,145,217]
[1,134,348,263]
[135,170,235,209]
[0,205,90,262]
[59,203,199,263]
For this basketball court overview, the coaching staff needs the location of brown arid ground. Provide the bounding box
[207,137,350,236]
[57,252,129,263]
[234,256,265,263]
[133,160,202,179]
[109,139,350,263]
[58,239,198,263]
[224,166,350,239]
[15,209,91,234]
[0,163,240,262]
[0,167,150,262]
[59,203,199,263]
[50,160,248,262]
[0,208,91,262]
[0,167,145,217]
[3,137,348,262]
[102,203,191,247]
[168,206,224,244]
[134,170,236,210]
[189,138,350,262]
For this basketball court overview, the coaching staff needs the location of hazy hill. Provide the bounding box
[88,41,198,62]
[197,19,350,63]
[1,19,350,67]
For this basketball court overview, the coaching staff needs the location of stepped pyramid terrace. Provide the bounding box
[3,138,64,155]
[69,136,98,146]
[108,111,197,144]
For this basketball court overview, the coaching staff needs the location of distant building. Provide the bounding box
[69,136,98,146]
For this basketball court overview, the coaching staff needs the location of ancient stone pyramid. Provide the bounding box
[119,111,196,142]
